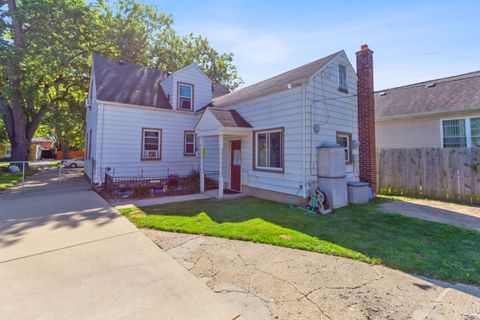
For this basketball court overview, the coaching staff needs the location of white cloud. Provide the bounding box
[186,24,295,65]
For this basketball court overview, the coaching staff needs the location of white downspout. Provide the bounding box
[302,82,307,198]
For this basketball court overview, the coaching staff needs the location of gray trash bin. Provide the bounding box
[347,182,369,204]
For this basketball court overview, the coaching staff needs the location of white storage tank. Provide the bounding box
[316,145,348,209]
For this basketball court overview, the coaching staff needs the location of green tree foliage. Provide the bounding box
[0,0,242,161]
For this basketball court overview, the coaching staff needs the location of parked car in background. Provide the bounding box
[61,157,84,168]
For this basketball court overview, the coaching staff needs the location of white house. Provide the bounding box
[375,71,480,149]
[85,45,376,204]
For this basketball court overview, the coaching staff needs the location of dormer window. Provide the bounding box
[177,82,194,111]
[338,65,348,93]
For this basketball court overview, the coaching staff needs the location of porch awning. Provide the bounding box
[194,107,252,137]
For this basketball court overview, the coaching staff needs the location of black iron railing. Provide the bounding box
[104,171,219,198]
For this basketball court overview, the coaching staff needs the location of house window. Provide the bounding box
[338,65,348,93]
[336,132,352,163]
[442,119,467,147]
[141,128,162,160]
[184,131,196,156]
[254,128,284,172]
[470,117,480,147]
[177,82,194,110]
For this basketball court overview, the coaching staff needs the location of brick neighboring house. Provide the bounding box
[375,71,480,149]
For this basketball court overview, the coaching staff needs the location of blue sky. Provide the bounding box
[146,0,479,90]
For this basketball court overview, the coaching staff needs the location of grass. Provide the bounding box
[0,160,60,167]
[120,197,480,286]
[0,167,37,189]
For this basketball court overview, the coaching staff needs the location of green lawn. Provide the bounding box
[0,168,37,189]
[120,197,480,286]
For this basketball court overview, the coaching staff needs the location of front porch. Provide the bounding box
[196,107,253,199]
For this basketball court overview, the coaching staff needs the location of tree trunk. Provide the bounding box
[62,141,71,160]
[6,0,30,162]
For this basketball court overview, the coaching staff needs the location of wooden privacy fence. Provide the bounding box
[377,148,480,204]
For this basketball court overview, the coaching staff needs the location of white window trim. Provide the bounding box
[254,128,284,172]
[177,82,194,111]
[141,128,162,160]
[336,132,351,163]
[184,131,196,156]
[439,116,480,148]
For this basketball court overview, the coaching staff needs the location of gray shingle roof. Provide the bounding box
[209,108,252,128]
[375,71,480,119]
[93,56,171,109]
[212,51,342,107]
[212,82,230,98]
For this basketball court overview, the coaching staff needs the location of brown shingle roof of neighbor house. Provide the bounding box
[209,108,252,128]
[212,82,231,98]
[93,56,172,109]
[212,51,342,107]
[375,70,480,119]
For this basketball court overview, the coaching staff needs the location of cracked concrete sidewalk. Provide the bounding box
[144,229,480,320]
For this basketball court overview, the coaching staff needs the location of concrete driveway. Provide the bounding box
[144,230,480,320]
[381,198,480,232]
[0,169,239,320]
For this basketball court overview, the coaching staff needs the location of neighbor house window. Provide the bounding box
[338,65,348,93]
[470,117,480,147]
[254,128,284,172]
[442,119,467,147]
[184,131,196,156]
[141,128,162,160]
[336,132,352,163]
[177,82,194,110]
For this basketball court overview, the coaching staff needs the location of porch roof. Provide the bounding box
[195,108,252,137]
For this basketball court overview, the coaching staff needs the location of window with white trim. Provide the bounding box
[442,119,466,147]
[184,131,196,156]
[336,132,352,163]
[470,117,480,147]
[254,128,283,171]
[178,83,193,110]
[141,128,162,160]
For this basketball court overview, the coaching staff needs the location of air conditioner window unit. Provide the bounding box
[145,150,159,158]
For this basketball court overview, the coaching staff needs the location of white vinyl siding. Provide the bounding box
[376,112,480,149]
[222,87,303,195]
[92,103,199,181]
[305,52,359,182]
[162,64,212,112]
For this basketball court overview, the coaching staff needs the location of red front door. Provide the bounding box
[230,140,241,191]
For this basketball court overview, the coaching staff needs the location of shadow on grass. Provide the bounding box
[124,197,480,287]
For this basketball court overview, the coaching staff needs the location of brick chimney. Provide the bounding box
[356,44,376,192]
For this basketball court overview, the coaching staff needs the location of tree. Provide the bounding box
[1,0,242,161]
[0,0,101,161]
[97,0,243,89]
